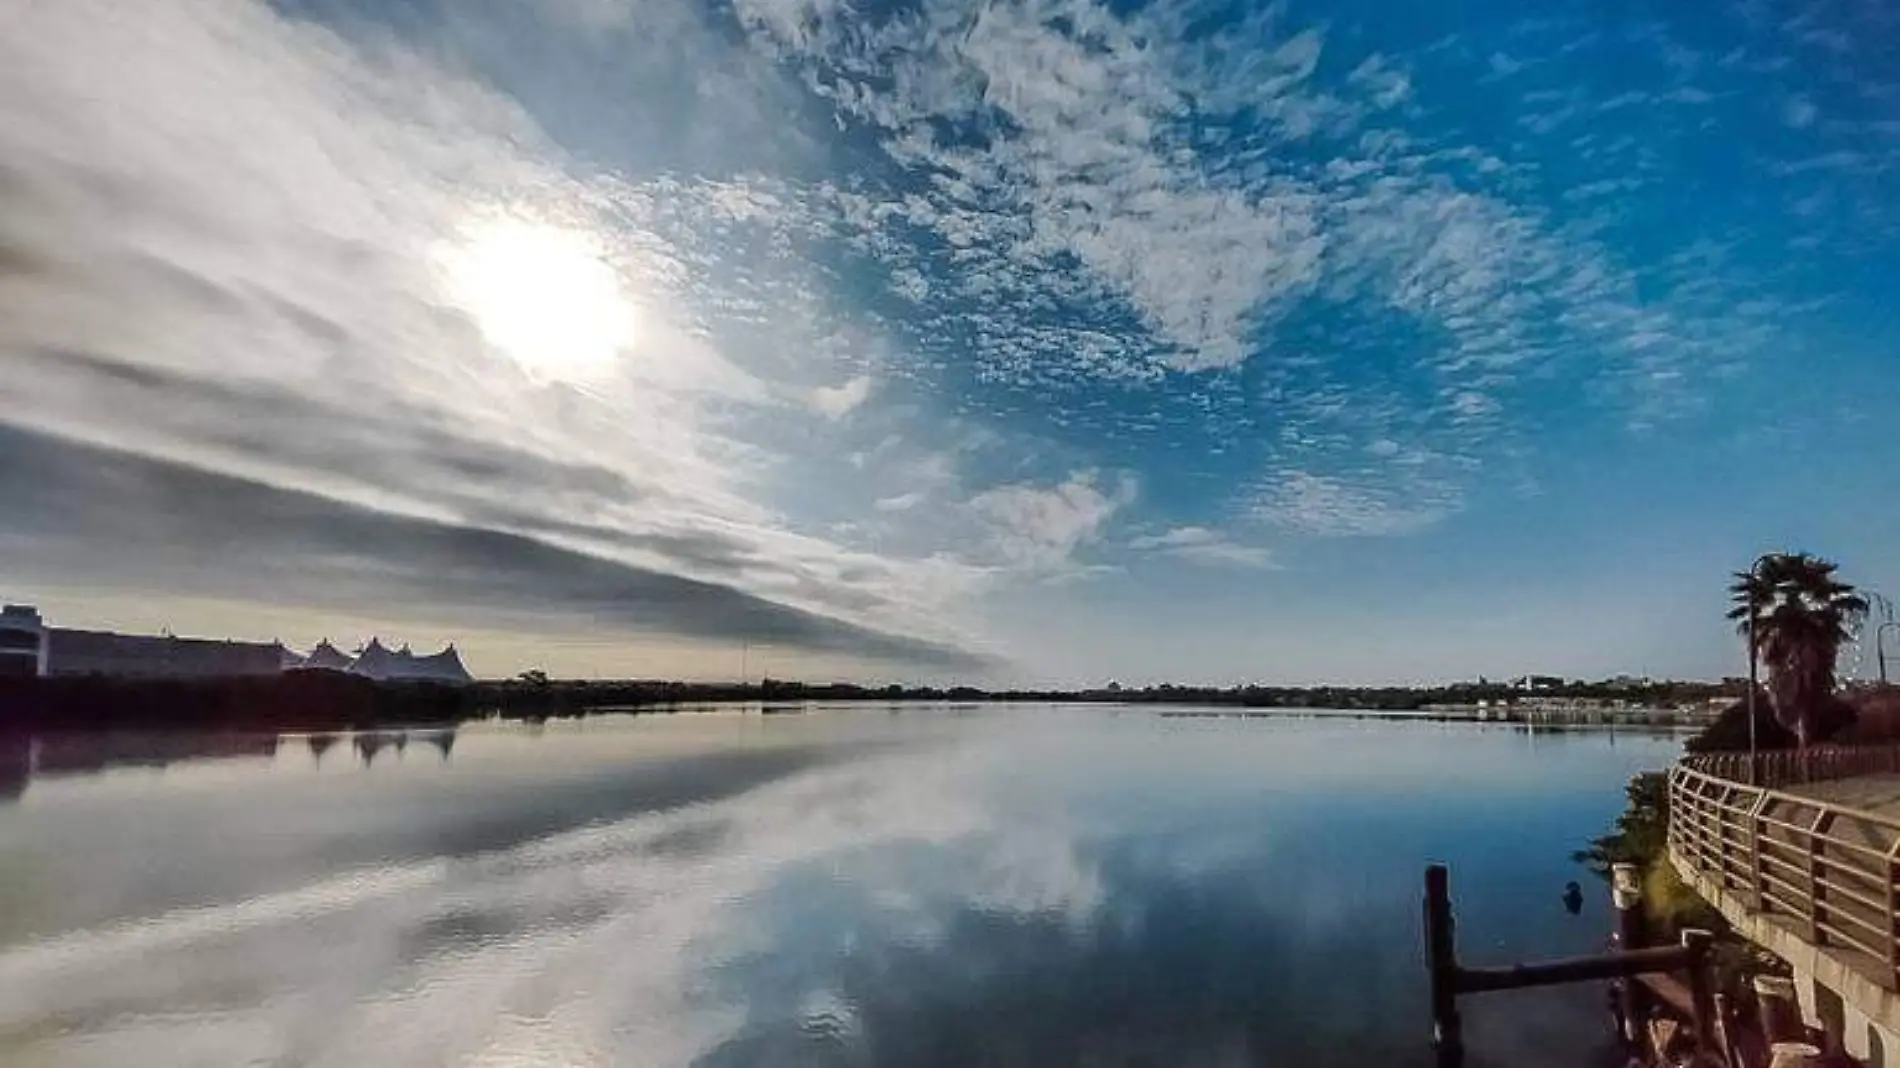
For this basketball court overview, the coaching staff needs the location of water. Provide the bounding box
[0,707,1680,1067]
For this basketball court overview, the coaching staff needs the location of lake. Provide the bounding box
[0,707,1681,1067]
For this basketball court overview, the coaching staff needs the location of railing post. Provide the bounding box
[1749,790,1770,913]
[1807,810,1829,945]
[1888,840,1900,989]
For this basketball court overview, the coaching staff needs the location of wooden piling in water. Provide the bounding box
[1424,864,1464,1068]
[1681,929,1720,1062]
[1421,864,1729,1068]
[1614,862,1653,1045]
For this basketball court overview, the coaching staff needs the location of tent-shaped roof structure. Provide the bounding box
[407,645,473,684]
[346,638,472,685]
[295,639,353,672]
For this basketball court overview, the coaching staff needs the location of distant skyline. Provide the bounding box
[2,0,1897,686]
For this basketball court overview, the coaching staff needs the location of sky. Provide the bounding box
[1,0,1897,686]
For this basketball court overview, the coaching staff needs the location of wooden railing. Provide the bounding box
[1683,743,1900,790]
[1670,758,1900,988]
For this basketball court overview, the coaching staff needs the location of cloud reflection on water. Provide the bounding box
[0,715,1669,1067]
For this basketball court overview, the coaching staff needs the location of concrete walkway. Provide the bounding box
[1787,774,1900,819]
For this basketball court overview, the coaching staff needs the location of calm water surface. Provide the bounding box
[0,707,1680,1067]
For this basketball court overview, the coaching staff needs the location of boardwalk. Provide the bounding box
[1791,775,1900,820]
[1670,750,1900,1066]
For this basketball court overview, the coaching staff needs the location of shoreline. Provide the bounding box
[0,670,1717,734]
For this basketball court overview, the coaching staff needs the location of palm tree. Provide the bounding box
[1728,553,1869,746]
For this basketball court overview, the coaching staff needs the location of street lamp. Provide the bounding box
[1744,552,1780,785]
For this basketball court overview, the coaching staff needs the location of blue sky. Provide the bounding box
[1,0,1896,684]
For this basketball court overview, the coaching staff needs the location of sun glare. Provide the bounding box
[440,217,636,382]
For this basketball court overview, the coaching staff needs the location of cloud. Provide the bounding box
[1252,472,1461,538]
[0,0,990,663]
[971,471,1135,574]
[1485,52,1532,80]
[1782,96,1818,129]
[0,425,991,672]
[744,0,1330,374]
[1347,55,1413,110]
[1128,527,1276,570]
[874,492,926,513]
[811,375,874,420]
[0,0,1842,681]
[721,0,1786,532]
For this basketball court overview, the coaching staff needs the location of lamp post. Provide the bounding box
[1745,553,1780,786]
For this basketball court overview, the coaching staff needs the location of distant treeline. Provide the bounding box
[0,672,1747,732]
[477,675,1745,718]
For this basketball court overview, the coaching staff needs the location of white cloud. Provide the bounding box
[728,0,1782,531]
[970,470,1135,574]
[744,0,1330,374]
[0,0,1830,677]
[1253,472,1461,538]
[1348,54,1413,110]
[810,374,873,420]
[1129,527,1276,569]
[1782,96,1818,129]
[1486,52,1532,79]
[0,0,986,665]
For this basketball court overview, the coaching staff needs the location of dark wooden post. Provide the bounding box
[1714,992,1739,1068]
[1682,928,1724,1066]
[1422,863,1717,1065]
[1424,865,1464,1068]
[1612,863,1652,1045]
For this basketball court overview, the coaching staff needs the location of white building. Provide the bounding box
[0,606,46,678]
[297,640,354,672]
[1,606,471,685]
[303,637,472,685]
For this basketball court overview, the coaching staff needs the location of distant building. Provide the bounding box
[44,628,287,679]
[0,606,471,684]
[295,640,354,672]
[0,606,46,679]
[344,638,472,685]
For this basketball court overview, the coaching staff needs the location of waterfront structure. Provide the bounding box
[1671,749,1900,1066]
[296,640,354,672]
[0,605,471,684]
[0,606,47,678]
[338,638,472,684]
[43,628,288,679]
[1422,863,1721,1068]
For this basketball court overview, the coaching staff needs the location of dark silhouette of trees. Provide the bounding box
[1728,552,1868,747]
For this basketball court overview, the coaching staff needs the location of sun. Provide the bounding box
[439,216,636,382]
